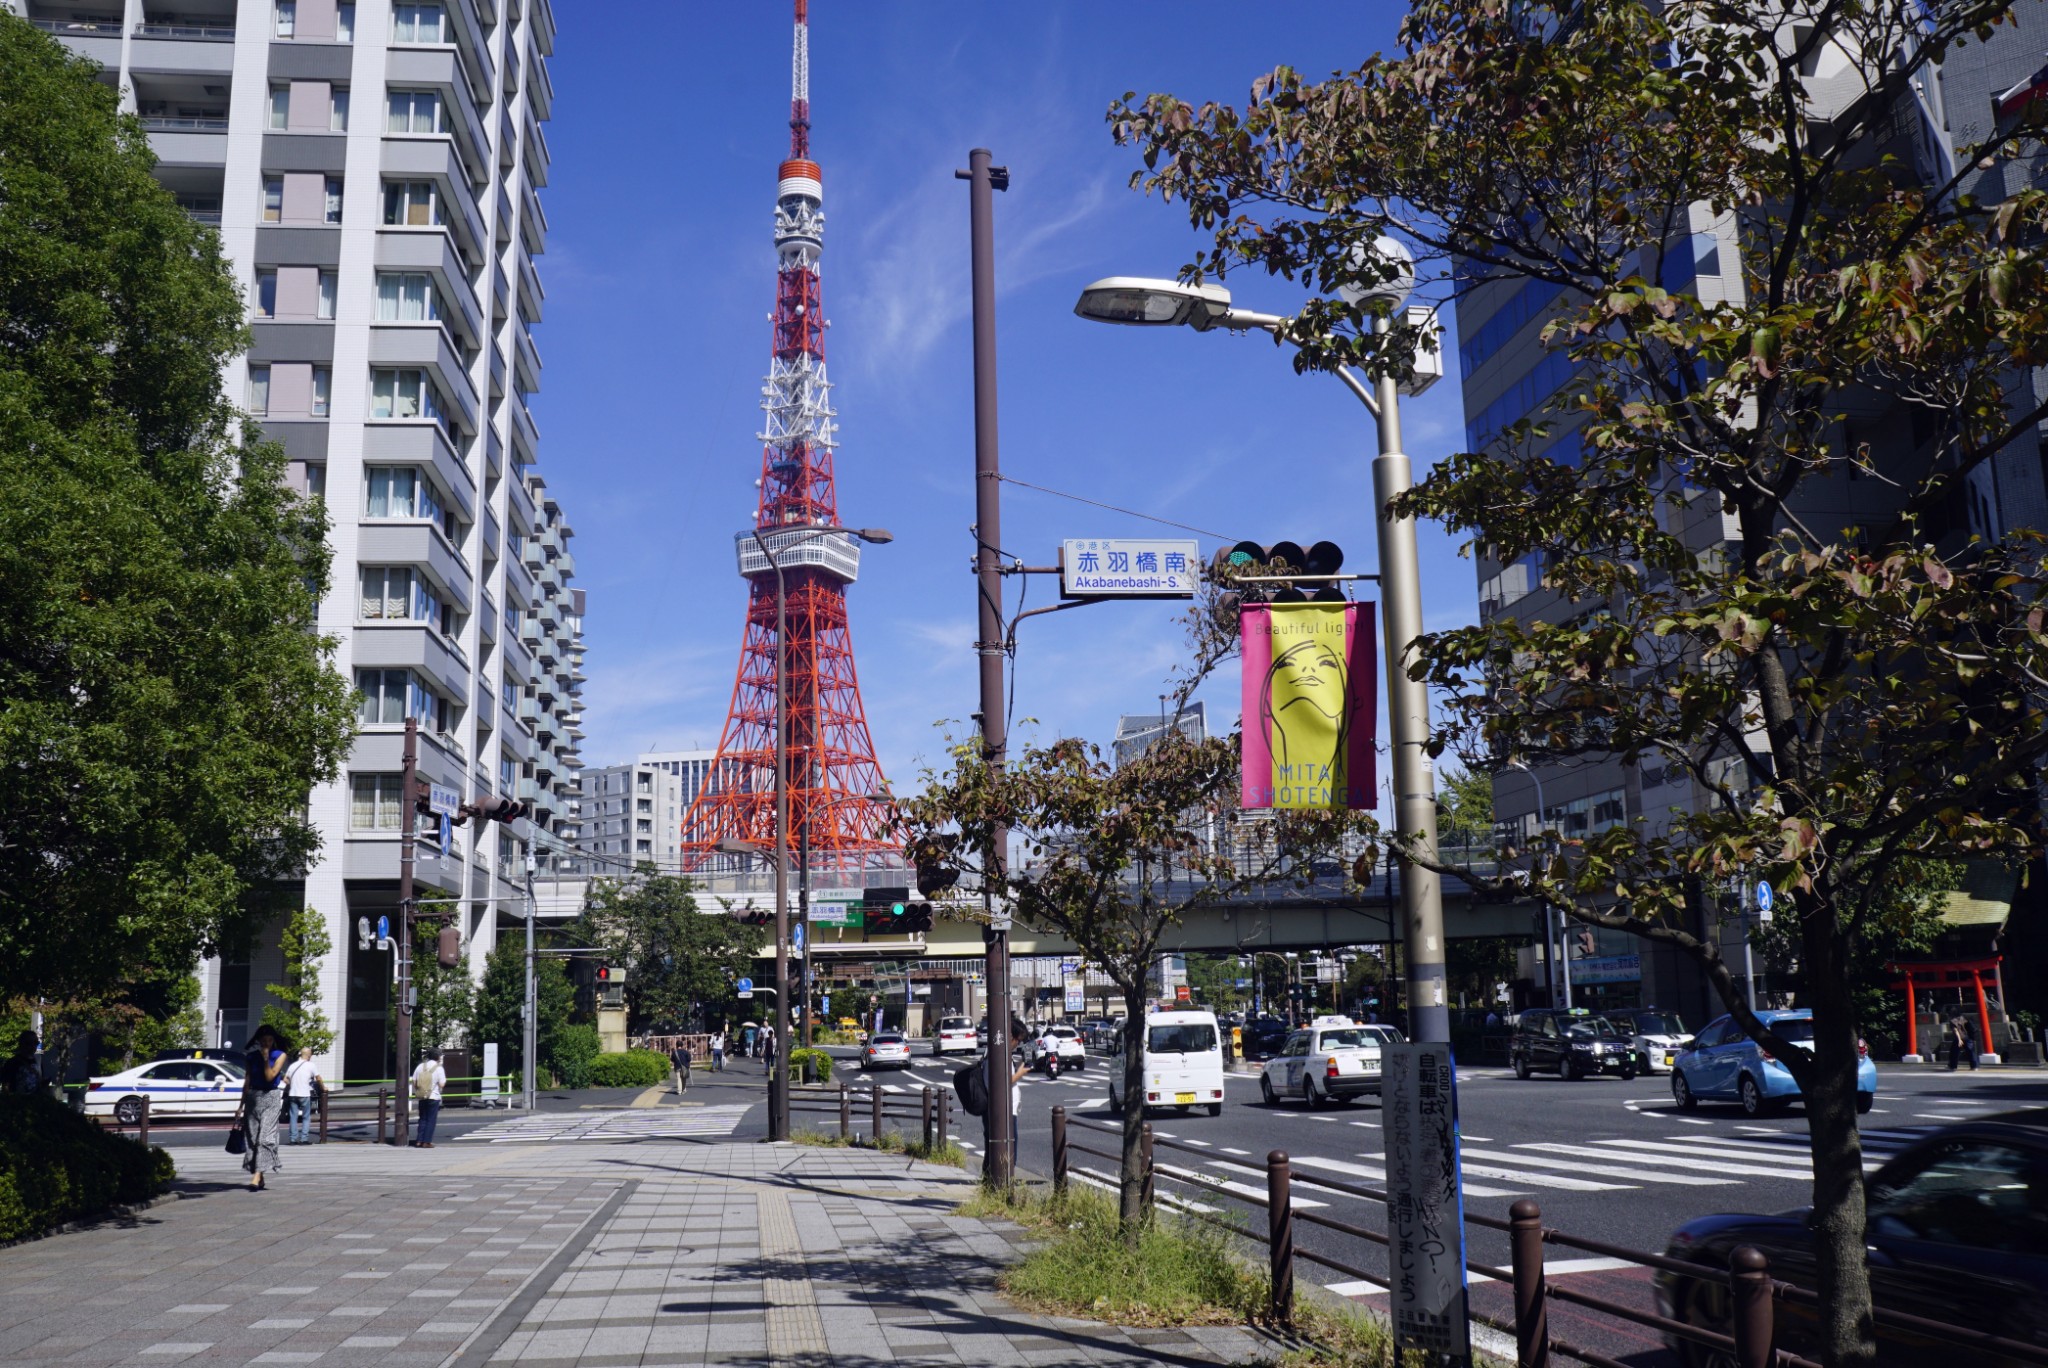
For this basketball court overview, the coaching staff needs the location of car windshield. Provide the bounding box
[1317,1029,1381,1051]
[941,1018,970,1029]
[214,1059,246,1078]
[1765,1017,1816,1043]
[1148,1024,1218,1054]
[1565,1016,1622,1039]
[1627,1012,1686,1035]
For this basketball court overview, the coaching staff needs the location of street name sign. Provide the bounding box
[810,901,863,928]
[1383,1043,1472,1362]
[1060,538,1199,600]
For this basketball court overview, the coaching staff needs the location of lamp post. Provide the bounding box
[736,524,892,1142]
[1074,249,1453,1044]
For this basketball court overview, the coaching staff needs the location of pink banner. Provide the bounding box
[1240,602,1377,810]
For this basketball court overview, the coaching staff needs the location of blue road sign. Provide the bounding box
[375,914,390,943]
[793,924,806,954]
[736,977,754,995]
[1755,881,1774,919]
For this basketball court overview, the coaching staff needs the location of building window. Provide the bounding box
[311,366,331,417]
[636,798,652,814]
[305,463,327,498]
[382,181,440,228]
[254,270,277,318]
[375,272,437,322]
[363,466,444,523]
[358,565,415,620]
[336,3,354,40]
[324,177,343,224]
[635,820,652,835]
[368,369,444,425]
[330,88,350,131]
[636,840,652,856]
[274,0,296,38]
[499,756,517,793]
[386,90,442,134]
[391,3,446,43]
[247,366,270,415]
[350,773,403,830]
[317,270,337,319]
[267,85,289,130]
[262,177,283,223]
[354,668,416,726]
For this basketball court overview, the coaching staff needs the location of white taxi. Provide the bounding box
[1259,1017,1390,1109]
[1028,1025,1087,1069]
[86,1057,245,1124]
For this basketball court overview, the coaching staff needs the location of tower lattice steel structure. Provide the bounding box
[682,0,896,872]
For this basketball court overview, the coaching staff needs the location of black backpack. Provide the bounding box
[953,1061,988,1118]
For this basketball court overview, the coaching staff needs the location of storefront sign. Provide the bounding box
[1575,953,1641,985]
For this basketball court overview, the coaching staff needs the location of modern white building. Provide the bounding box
[12,0,580,1080]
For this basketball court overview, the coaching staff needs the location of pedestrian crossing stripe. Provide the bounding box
[454,1105,753,1144]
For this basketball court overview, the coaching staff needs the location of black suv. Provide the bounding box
[1510,1009,1639,1080]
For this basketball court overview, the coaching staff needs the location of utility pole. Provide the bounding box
[394,717,418,1146]
[957,145,1013,1187]
[523,847,538,1113]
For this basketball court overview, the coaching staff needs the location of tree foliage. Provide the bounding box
[1109,2,2043,1359]
[262,906,334,1057]
[577,875,766,1032]
[0,19,354,1001]
[469,940,577,1078]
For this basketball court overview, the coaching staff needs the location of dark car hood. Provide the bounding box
[1669,1208,1813,1254]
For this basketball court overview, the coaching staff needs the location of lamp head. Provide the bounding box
[1336,236,1415,309]
[1074,276,1234,330]
[852,528,893,545]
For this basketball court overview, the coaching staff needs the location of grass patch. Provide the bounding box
[789,1128,966,1168]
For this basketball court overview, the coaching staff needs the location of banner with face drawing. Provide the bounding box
[1239,603,1377,810]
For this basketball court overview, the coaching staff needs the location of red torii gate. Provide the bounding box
[1885,955,2000,1062]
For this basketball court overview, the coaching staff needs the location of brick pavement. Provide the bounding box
[0,1121,1283,1367]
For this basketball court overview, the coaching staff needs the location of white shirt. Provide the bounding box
[411,1059,445,1101]
[284,1059,319,1099]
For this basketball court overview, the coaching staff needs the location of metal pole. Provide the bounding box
[1510,1198,1548,1368]
[395,717,417,1146]
[959,145,1013,1186]
[523,851,538,1113]
[799,818,813,1048]
[771,552,791,1142]
[1729,1246,1774,1368]
[1266,1150,1294,1327]
[1368,317,1449,1046]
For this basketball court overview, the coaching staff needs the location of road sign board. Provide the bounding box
[1383,1043,1472,1361]
[375,914,390,943]
[428,782,460,817]
[1060,538,1199,600]
[736,977,753,995]
[1064,979,1085,1012]
[809,902,863,928]
[1755,880,1775,922]
[737,991,754,1001]
[792,925,806,955]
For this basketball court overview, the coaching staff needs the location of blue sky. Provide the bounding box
[538,4,1475,810]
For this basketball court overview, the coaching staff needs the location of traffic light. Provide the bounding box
[897,902,934,934]
[436,925,461,968]
[909,834,961,898]
[597,964,626,1007]
[861,885,911,909]
[412,780,437,819]
[455,793,531,826]
[1212,539,1347,605]
[736,908,773,926]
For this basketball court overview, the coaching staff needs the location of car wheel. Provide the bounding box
[1856,1091,1874,1115]
[1304,1078,1327,1110]
[1674,1072,1699,1111]
[1562,1056,1584,1081]
[1260,1076,1278,1106]
[1513,1055,1532,1081]
[1739,1075,1767,1118]
[1334,1093,1356,1106]
[1207,1102,1222,1117]
[1620,1064,1638,1082]
[1106,1082,1123,1117]
[1678,1277,1739,1368]
[114,1096,145,1126]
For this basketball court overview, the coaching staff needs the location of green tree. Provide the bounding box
[469,940,575,1078]
[261,906,334,1056]
[0,19,355,1002]
[578,875,767,1032]
[1112,2,2043,1358]
[1436,771,1493,855]
[409,949,474,1058]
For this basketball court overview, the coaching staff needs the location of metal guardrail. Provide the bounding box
[93,1090,399,1146]
[140,116,228,132]
[1048,1109,2047,1368]
[134,22,236,39]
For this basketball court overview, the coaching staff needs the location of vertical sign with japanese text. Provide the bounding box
[1382,1043,1472,1362]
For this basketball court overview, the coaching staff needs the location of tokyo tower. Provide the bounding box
[681,0,897,872]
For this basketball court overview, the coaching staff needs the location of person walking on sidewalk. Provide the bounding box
[711,1031,726,1072]
[239,1025,289,1190]
[1947,1012,1980,1071]
[283,1047,320,1144]
[761,1025,778,1076]
[671,1042,692,1095]
[410,1050,447,1147]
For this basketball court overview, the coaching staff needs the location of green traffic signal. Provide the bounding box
[890,902,907,917]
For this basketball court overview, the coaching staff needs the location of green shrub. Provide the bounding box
[588,1049,669,1088]
[0,1096,173,1242]
[546,1023,600,1089]
[786,1047,832,1084]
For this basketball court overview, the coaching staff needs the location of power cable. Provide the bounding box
[996,473,1240,541]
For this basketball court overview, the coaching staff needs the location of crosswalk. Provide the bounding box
[453,1105,754,1144]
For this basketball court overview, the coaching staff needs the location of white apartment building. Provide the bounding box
[13,0,583,1080]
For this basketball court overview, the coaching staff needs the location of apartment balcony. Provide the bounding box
[517,694,539,728]
[485,425,504,479]
[517,776,539,804]
[497,103,516,173]
[129,28,236,77]
[488,342,506,401]
[518,177,546,255]
[379,139,488,271]
[519,618,541,650]
[523,104,550,187]
[502,716,536,765]
[352,621,470,706]
[494,182,513,246]
[502,546,536,610]
[475,702,494,733]
[385,48,490,184]
[516,248,544,324]
[512,322,542,394]
[357,521,476,610]
[478,591,498,642]
[28,16,122,66]
[373,227,484,351]
[509,395,539,467]
[444,0,498,108]
[526,38,553,120]
[491,259,509,318]
[530,0,557,59]
[144,124,228,168]
[507,461,539,532]
[368,323,480,436]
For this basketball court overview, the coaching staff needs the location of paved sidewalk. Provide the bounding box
[0,1127,1280,1367]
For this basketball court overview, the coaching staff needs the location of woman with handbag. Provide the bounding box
[236,1025,289,1190]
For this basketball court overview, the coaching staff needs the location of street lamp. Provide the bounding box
[1075,242,1454,1044]
[744,524,891,1142]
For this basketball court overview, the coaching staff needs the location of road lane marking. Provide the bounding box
[1601,1139,1813,1168]
[1350,1120,1381,1128]
[1287,1154,1524,1200]
[1221,1146,1250,1156]
[1459,1146,1731,1186]
[1507,1143,1790,1180]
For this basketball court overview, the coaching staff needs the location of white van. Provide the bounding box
[1108,1009,1226,1116]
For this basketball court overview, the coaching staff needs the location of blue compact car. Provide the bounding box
[1670,1009,1877,1117]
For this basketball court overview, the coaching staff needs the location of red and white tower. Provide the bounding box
[682,0,896,872]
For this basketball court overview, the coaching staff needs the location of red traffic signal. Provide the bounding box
[596,965,611,982]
